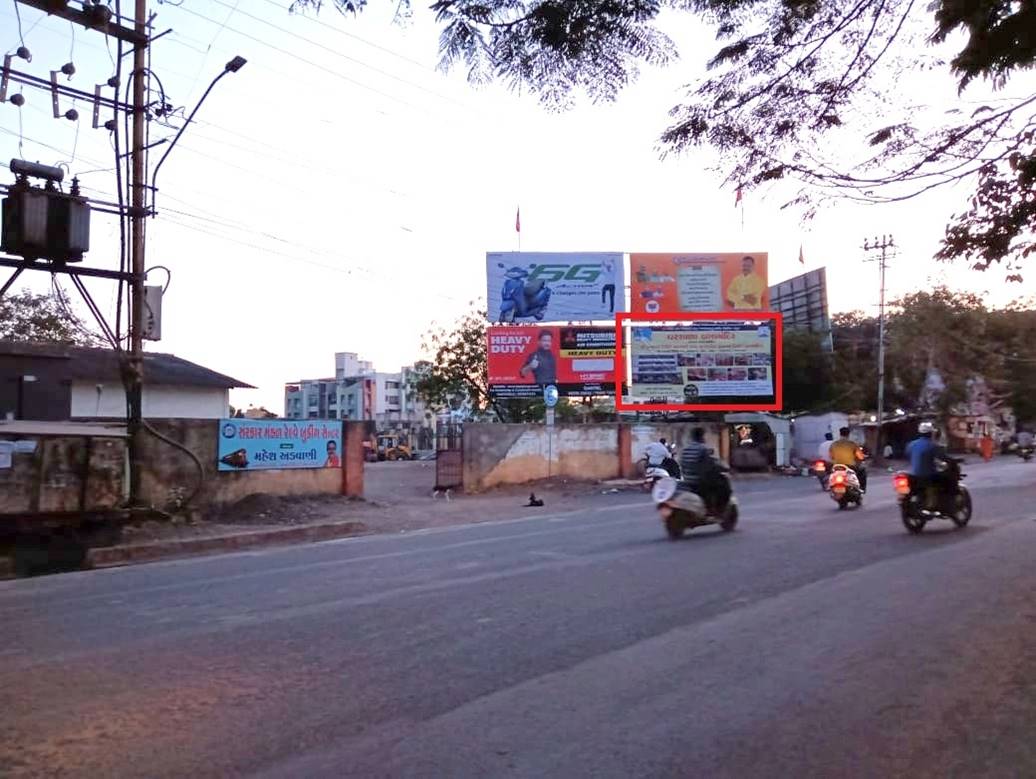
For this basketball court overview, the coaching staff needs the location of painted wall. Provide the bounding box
[791,412,849,463]
[71,382,229,420]
[462,422,726,492]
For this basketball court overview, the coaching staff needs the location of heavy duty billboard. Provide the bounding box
[629,252,769,314]
[487,325,619,398]
[486,252,625,323]
[615,313,783,412]
[768,267,832,350]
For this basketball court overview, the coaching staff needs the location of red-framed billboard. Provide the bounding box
[614,312,783,412]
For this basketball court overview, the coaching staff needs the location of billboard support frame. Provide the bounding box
[614,311,784,413]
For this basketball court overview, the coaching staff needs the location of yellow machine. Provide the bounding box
[376,433,412,461]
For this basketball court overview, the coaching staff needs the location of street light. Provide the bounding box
[149,55,248,213]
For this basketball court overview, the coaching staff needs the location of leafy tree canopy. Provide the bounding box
[293,0,1035,275]
[0,288,105,347]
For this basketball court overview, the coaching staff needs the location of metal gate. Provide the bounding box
[435,422,463,491]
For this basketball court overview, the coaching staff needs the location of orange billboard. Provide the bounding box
[630,253,769,314]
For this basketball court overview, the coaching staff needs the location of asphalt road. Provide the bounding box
[3,460,1036,778]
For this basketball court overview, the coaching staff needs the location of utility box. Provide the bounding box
[1,182,90,263]
[143,285,163,341]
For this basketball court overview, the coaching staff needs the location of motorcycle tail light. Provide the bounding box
[814,461,826,473]
[894,474,910,495]
[832,473,845,485]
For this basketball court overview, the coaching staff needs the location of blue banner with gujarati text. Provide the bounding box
[217,419,343,471]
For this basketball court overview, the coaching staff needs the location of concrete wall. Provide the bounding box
[0,435,126,515]
[462,422,726,492]
[71,382,229,420]
[140,418,366,512]
[1,419,366,519]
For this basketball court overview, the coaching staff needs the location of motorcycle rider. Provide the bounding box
[644,438,680,478]
[830,426,867,492]
[906,421,950,502]
[679,427,730,513]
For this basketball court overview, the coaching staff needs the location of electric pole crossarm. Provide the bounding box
[15,0,148,45]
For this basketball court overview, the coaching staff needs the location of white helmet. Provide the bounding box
[918,421,934,435]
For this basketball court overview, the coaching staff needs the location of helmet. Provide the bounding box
[918,421,934,435]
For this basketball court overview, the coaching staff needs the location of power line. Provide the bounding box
[263,0,429,71]
[206,0,470,109]
[167,2,457,116]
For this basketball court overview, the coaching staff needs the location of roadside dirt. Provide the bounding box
[115,461,646,547]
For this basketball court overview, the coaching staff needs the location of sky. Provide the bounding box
[1,1,1033,412]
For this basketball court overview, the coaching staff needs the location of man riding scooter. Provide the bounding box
[679,427,731,513]
[830,427,867,493]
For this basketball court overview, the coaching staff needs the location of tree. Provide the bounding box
[781,330,834,412]
[0,288,105,347]
[415,307,546,422]
[293,0,1035,275]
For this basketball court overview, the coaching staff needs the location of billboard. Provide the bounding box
[218,419,343,471]
[487,252,625,323]
[615,313,783,412]
[630,252,769,314]
[769,267,832,350]
[487,325,618,398]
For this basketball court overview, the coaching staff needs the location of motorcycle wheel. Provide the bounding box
[950,487,973,528]
[664,515,685,541]
[720,503,739,532]
[901,502,926,534]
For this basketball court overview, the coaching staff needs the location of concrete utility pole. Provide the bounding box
[863,235,895,464]
[127,0,148,505]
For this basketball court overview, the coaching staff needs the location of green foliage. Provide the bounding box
[414,307,546,422]
[781,330,834,412]
[0,288,104,347]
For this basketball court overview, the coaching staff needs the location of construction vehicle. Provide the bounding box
[376,433,413,461]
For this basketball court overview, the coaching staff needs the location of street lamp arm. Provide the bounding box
[149,56,246,214]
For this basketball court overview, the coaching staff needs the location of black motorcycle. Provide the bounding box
[893,457,972,534]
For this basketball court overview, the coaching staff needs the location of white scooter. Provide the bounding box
[640,444,680,492]
[652,475,739,539]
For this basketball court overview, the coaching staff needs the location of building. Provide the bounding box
[284,353,432,443]
[0,341,251,421]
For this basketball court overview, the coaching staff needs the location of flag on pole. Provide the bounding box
[735,187,742,207]
[799,244,805,265]
[515,207,521,233]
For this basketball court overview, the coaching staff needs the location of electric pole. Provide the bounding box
[127,0,148,506]
[863,235,895,464]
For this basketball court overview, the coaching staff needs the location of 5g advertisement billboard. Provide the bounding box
[486,252,625,323]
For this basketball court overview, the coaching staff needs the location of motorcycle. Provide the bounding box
[1018,446,1034,462]
[828,464,862,510]
[652,475,739,540]
[813,460,831,491]
[894,457,972,534]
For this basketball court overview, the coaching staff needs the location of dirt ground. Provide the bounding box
[115,460,645,548]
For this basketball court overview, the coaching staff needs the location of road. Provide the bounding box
[2,460,1036,778]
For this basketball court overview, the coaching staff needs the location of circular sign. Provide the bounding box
[646,300,661,314]
[543,385,559,408]
[221,422,237,439]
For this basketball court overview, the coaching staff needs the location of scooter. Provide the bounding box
[652,475,739,540]
[497,265,552,322]
[813,460,831,491]
[640,446,680,492]
[828,464,862,510]
[894,457,972,534]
